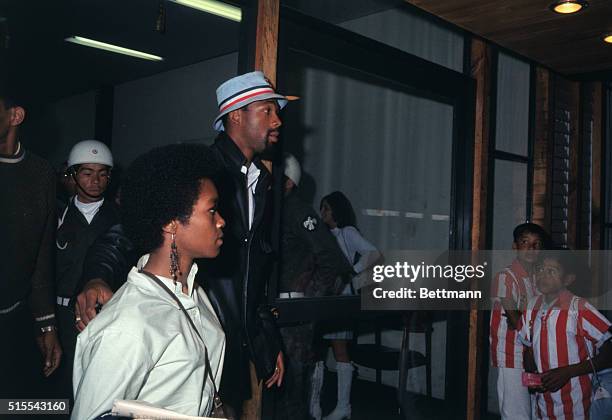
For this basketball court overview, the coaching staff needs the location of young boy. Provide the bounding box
[520,251,612,419]
[490,222,548,419]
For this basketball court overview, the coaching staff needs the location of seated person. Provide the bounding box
[72,144,226,419]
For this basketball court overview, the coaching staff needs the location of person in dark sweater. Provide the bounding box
[0,91,62,397]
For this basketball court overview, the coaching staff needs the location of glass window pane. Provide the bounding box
[283,53,454,251]
[495,52,530,156]
[282,0,464,72]
[492,159,528,249]
[281,51,455,408]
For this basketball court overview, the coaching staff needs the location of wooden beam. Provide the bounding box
[242,4,280,417]
[470,38,492,251]
[466,37,492,420]
[532,67,552,232]
[253,0,280,85]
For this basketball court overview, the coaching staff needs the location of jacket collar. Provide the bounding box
[214,131,269,176]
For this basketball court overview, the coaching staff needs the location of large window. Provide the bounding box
[486,50,534,415]
[490,52,533,250]
[276,8,474,418]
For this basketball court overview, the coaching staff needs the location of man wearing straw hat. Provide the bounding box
[201,71,296,417]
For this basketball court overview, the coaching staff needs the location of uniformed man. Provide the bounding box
[275,154,352,420]
[54,140,119,403]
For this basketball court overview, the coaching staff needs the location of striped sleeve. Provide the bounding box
[492,271,516,299]
[578,299,612,349]
[517,308,531,347]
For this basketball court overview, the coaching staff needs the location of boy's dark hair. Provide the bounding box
[540,247,594,297]
[320,191,357,229]
[513,222,549,246]
[541,247,575,275]
[120,143,221,254]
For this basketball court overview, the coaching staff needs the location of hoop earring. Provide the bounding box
[170,232,182,283]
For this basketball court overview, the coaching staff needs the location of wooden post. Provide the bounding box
[467,37,493,420]
[241,1,280,418]
[253,0,280,85]
[470,38,492,252]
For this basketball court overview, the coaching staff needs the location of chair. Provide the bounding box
[350,312,433,398]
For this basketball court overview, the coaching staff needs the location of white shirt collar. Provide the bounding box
[136,254,199,297]
[241,163,261,193]
[74,197,104,224]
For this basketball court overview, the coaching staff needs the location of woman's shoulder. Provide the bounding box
[86,281,177,337]
[340,225,360,236]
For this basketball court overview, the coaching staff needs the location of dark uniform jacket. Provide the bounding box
[73,223,136,295]
[278,190,352,366]
[197,132,281,407]
[279,191,352,297]
[56,198,120,297]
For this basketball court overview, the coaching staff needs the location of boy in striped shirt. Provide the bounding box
[490,223,548,419]
[520,251,612,419]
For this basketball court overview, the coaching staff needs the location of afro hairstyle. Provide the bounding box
[120,143,221,254]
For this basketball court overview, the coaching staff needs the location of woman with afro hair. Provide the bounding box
[72,144,227,420]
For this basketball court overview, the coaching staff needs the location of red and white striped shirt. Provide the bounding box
[490,259,538,368]
[519,291,612,420]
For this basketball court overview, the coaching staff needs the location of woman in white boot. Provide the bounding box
[312,191,382,420]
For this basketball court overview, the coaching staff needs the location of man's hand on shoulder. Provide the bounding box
[75,278,114,332]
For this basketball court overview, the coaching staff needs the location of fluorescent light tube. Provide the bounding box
[170,0,241,22]
[65,36,164,61]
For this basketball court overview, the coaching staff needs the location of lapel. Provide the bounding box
[214,133,249,233]
[213,133,271,234]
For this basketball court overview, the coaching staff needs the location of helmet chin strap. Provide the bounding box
[71,172,105,202]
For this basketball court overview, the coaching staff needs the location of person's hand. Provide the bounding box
[541,366,573,392]
[523,347,538,373]
[35,330,62,377]
[265,351,285,388]
[75,278,113,332]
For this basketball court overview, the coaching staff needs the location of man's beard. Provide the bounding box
[260,141,277,160]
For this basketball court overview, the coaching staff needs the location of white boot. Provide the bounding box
[309,361,324,420]
[323,362,353,420]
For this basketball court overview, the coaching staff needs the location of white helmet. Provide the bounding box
[283,153,301,186]
[67,140,113,168]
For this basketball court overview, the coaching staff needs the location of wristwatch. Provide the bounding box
[40,325,57,334]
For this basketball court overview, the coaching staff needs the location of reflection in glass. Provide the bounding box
[492,159,528,250]
[495,52,530,157]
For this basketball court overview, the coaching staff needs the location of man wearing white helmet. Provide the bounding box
[276,154,352,420]
[54,139,120,405]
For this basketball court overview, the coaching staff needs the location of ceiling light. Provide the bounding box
[604,34,612,44]
[169,0,241,22]
[550,0,588,14]
[65,36,163,61]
